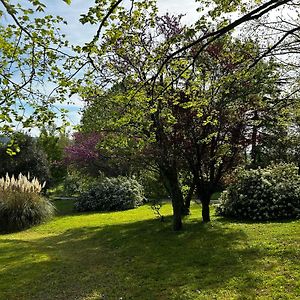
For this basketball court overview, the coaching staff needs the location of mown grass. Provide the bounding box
[0,200,299,300]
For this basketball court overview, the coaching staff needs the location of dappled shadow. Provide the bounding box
[0,215,275,300]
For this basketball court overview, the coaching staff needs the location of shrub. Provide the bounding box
[138,170,168,199]
[64,132,133,177]
[216,164,300,221]
[62,170,100,196]
[0,174,54,233]
[75,177,145,212]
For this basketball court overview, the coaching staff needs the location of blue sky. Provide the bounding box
[45,0,200,45]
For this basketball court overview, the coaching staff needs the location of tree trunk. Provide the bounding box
[172,197,183,231]
[182,180,195,215]
[201,196,211,222]
[160,165,184,231]
[250,110,259,168]
[195,180,212,223]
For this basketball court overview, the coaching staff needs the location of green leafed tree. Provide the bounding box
[0,132,51,185]
[37,125,69,186]
[0,0,74,138]
[79,2,286,229]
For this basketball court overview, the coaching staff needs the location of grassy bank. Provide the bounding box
[0,200,299,299]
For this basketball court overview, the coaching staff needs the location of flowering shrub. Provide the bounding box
[64,132,101,166]
[216,164,300,221]
[0,174,54,233]
[63,132,130,177]
[74,177,145,212]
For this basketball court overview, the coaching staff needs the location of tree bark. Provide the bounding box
[160,165,184,231]
[201,196,211,223]
[250,110,259,168]
[195,179,212,223]
[182,180,195,215]
[172,196,183,231]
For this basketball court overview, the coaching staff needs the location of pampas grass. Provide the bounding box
[0,174,54,233]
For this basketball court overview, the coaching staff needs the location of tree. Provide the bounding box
[64,131,138,177]
[79,4,283,228]
[80,9,193,230]
[0,132,51,185]
[37,126,69,186]
[169,52,281,221]
[246,103,300,169]
[0,0,75,137]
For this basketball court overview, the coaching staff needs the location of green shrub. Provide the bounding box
[138,170,168,199]
[63,170,100,196]
[0,174,54,233]
[75,177,145,212]
[216,164,300,221]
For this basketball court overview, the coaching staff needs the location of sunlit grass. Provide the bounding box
[0,200,299,299]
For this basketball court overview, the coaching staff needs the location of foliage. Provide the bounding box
[0,133,51,185]
[137,170,168,199]
[216,164,300,221]
[64,132,100,165]
[64,131,103,176]
[62,169,100,196]
[0,173,54,233]
[151,198,164,222]
[37,127,69,186]
[64,131,134,177]
[0,0,76,136]
[74,176,145,212]
[247,107,300,168]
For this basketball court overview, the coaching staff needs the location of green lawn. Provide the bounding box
[0,200,299,300]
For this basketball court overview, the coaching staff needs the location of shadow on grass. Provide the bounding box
[216,215,299,225]
[53,199,77,216]
[0,215,272,300]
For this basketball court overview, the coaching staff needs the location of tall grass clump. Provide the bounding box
[0,173,54,233]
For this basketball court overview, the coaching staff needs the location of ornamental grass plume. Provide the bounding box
[0,173,45,193]
[0,173,54,233]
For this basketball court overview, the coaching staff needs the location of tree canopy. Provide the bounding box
[0,0,76,138]
[79,4,294,229]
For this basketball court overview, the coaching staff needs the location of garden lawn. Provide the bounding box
[0,200,299,300]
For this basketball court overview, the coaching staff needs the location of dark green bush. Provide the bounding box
[0,133,51,186]
[63,170,100,196]
[75,177,145,212]
[0,174,54,233]
[216,164,300,221]
[138,170,168,199]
